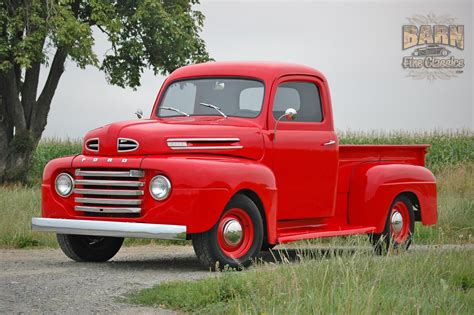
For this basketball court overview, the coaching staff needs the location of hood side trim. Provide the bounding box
[167,138,243,150]
[168,138,240,142]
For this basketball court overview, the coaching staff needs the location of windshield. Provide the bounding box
[157,78,265,118]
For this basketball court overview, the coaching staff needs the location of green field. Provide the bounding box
[129,249,474,314]
[0,131,472,248]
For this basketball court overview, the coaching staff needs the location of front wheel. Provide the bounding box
[192,194,264,270]
[57,234,124,262]
[370,195,415,255]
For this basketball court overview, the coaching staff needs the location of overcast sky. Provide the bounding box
[41,0,473,139]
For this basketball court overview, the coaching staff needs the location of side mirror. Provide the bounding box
[283,108,297,121]
[273,107,297,141]
[135,109,143,119]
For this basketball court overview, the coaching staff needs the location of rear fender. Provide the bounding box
[348,163,437,233]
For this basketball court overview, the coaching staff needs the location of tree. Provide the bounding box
[0,0,210,182]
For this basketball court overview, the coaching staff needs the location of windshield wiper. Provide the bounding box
[199,103,228,119]
[160,106,190,117]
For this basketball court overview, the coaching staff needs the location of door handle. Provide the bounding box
[323,140,336,146]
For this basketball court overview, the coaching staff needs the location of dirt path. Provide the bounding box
[1,244,473,314]
[0,245,206,314]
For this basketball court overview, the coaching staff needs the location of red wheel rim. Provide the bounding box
[217,208,254,259]
[390,201,410,243]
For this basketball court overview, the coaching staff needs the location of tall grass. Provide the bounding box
[129,248,474,314]
[417,163,473,244]
[29,138,82,184]
[0,186,48,248]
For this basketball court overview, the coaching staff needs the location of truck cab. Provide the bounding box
[32,62,437,269]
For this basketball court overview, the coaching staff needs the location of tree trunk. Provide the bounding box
[0,115,37,183]
[1,93,37,183]
[0,47,67,184]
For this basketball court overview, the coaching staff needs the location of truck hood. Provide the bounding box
[83,117,265,160]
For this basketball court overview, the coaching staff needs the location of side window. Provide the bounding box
[272,82,323,122]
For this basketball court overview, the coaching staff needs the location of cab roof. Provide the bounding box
[168,61,327,83]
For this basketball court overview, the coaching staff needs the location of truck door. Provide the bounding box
[270,75,339,220]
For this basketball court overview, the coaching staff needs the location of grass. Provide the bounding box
[28,138,82,185]
[414,163,473,244]
[128,248,474,314]
[0,131,472,248]
[0,186,47,248]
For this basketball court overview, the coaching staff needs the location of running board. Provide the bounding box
[277,226,376,244]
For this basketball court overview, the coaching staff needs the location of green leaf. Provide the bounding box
[0,0,210,87]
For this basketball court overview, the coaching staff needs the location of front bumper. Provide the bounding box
[31,218,186,240]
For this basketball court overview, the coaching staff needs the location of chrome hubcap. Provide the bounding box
[222,219,243,246]
[391,211,403,233]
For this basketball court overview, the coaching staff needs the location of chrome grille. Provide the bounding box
[117,138,139,152]
[75,179,144,187]
[74,169,145,216]
[74,188,143,196]
[85,138,99,152]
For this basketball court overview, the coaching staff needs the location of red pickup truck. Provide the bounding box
[32,62,437,269]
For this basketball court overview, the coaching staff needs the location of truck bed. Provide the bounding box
[334,144,432,226]
[339,144,430,167]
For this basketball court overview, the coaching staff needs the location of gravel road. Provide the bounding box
[0,245,206,314]
[1,244,473,314]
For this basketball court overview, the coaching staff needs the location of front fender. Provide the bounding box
[348,163,437,232]
[41,155,278,243]
[141,156,278,241]
[41,155,77,217]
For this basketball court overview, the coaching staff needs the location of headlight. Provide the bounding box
[55,173,74,197]
[149,175,171,200]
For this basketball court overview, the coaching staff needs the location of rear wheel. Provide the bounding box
[57,234,124,262]
[192,194,264,270]
[370,195,415,254]
[261,242,276,251]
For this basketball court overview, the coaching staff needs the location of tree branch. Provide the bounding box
[21,61,41,127]
[13,30,24,90]
[97,25,118,54]
[31,47,67,138]
[71,0,81,18]
[0,73,13,134]
[14,63,23,92]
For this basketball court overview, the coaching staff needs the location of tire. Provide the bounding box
[57,234,124,262]
[192,194,264,270]
[370,195,415,255]
[261,242,276,251]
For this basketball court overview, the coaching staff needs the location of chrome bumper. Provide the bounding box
[31,218,186,240]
